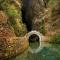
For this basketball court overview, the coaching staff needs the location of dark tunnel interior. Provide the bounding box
[29,34,39,42]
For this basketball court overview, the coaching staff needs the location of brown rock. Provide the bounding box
[0,11,8,24]
[0,11,29,60]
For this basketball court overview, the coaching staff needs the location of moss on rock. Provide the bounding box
[0,0,27,36]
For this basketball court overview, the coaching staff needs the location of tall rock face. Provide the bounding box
[22,0,60,35]
[0,11,29,60]
[44,0,60,36]
[0,0,27,36]
[0,1,28,59]
[0,0,60,36]
[22,0,45,34]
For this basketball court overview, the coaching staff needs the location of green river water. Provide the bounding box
[11,42,60,60]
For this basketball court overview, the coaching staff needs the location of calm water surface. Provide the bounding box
[11,42,60,60]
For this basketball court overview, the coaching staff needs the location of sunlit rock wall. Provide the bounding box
[0,11,29,60]
[0,0,27,36]
[45,0,60,36]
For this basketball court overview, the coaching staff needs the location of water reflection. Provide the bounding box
[11,42,60,60]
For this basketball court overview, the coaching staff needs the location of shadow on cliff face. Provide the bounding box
[21,0,33,31]
[21,0,47,32]
[21,0,44,32]
[21,8,33,31]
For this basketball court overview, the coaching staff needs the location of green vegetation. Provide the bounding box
[50,34,60,43]
[0,0,27,36]
[39,19,46,35]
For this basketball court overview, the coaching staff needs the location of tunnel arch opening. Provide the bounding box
[29,34,39,42]
[27,31,43,53]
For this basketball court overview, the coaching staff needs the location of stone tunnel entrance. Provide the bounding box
[27,31,43,53]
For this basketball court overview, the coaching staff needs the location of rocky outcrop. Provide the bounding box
[22,0,60,36]
[44,0,60,36]
[0,0,27,36]
[22,0,45,32]
[0,11,29,60]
